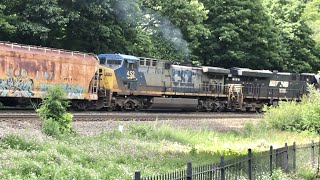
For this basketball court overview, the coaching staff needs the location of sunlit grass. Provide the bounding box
[0,121,317,179]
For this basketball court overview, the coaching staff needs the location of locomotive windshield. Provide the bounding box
[105,58,122,69]
[98,56,122,69]
[107,59,122,65]
[98,54,139,69]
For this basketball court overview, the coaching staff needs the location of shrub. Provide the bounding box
[264,84,320,134]
[128,124,153,138]
[37,87,73,137]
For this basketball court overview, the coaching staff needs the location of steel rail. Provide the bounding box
[0,113,262,120]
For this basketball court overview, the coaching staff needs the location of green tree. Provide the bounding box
[0,4,17,39]
[37,87,73,137]
[0,0,150,55]
[2,0,67,46]
[140,0,209,62]
[303,0,320,49]
[263,0,320,72]
[198,0,284,70]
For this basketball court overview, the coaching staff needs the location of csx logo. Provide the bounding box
[127,71,136,79]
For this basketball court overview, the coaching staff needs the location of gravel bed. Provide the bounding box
[0,117,262,137]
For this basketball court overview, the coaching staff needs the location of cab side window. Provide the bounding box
[127,63,134,68]
[125,61,137,69]
[99,57,106,65]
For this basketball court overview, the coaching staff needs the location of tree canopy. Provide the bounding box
[0,0,319,72]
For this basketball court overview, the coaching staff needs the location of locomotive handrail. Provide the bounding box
[0,41,96,58]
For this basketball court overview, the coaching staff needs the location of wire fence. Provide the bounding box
[134,140,320,180]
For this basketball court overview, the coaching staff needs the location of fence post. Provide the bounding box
[248,149,252,180]
[285,143,288,173]
[209,164,213,180]
[293,142,296,173]
[318,139,320,170]
[220,156,225,180]
[319,139,320,168]
[270,146,273,176]
[312,140,315,168]
[187,161,192,180]
[134,171,141,180]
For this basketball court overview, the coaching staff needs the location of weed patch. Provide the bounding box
[0,134,42,151]
[264,85,320,134]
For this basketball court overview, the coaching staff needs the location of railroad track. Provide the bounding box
[0,112,262,121]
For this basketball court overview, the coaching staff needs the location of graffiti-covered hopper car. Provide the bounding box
[0,42,99,106]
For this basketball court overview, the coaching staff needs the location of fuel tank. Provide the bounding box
[150,97,198,110]
[0,42,99,100]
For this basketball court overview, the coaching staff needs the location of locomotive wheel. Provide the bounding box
[74,101,88,111]
[229,106,237,112]
[107,104,115,111]
[206,107,213,112]
[216,106,224,112]
[122,101,134,111]
[134,104,143,112]
[195,105,204,112]
[256,108,262,113]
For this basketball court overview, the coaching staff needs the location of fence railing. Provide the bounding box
[134,140,319,180]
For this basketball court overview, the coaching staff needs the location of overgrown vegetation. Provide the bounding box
[259,168,317,180]
[36,87,73,137]
[264,85,320,134]
[0,123,317,179]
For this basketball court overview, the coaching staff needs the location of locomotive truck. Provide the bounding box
[0,41,318,112]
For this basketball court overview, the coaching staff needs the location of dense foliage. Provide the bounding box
[198,0,285,70]
[264,85,320,134]
[37,87,73,137]
[0,0,319,72]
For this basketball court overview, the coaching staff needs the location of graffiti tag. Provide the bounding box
[36,71,54,80]
[38,83,85,99]
[0,67,34,97]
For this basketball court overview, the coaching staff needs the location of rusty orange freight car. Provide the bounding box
[0,42,99,107]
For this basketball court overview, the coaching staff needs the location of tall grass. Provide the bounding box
[0,123,317,179]
[264,84,320,133]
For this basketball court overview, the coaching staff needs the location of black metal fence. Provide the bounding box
[134,140,320,180]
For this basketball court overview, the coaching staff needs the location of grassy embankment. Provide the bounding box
[1,85,320,179]
[0,121,317,179]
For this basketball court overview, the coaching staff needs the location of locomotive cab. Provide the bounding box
[97,54,144,111]
[97,54,140,94]
[300,73,320,87]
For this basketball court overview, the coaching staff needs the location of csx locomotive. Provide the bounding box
[0,42,318,112]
